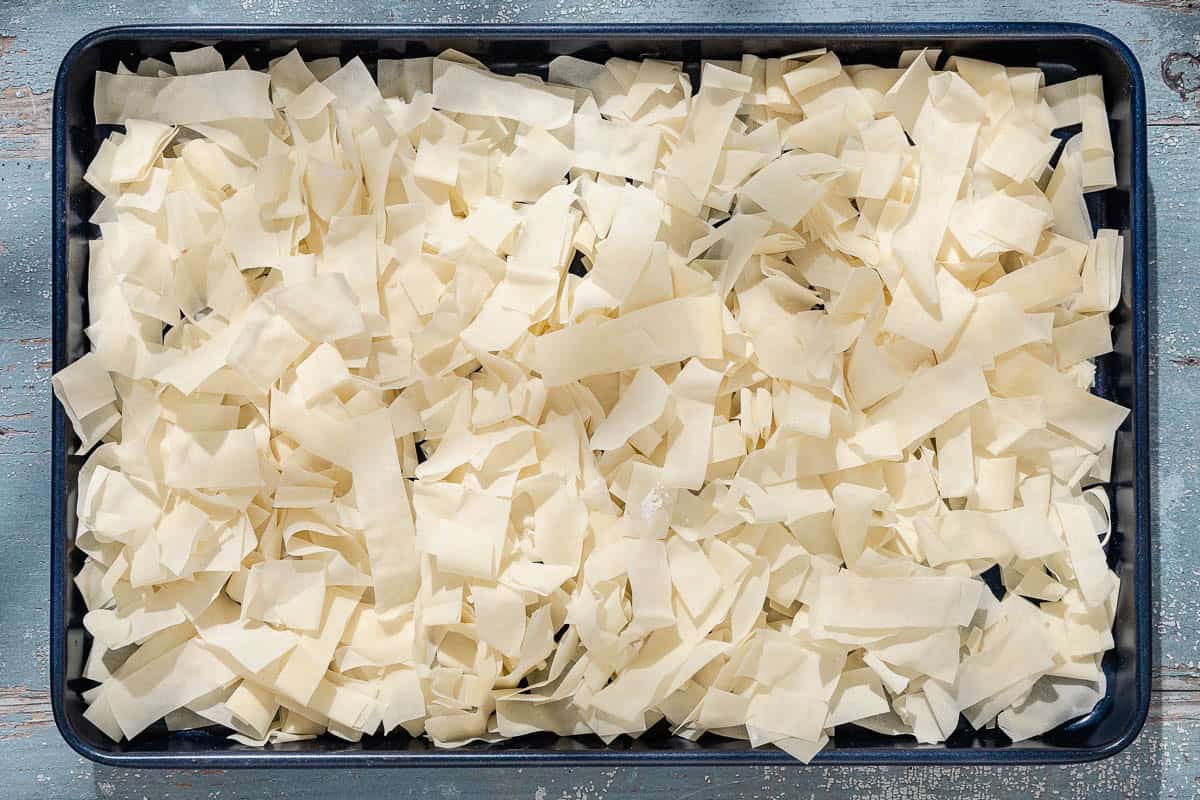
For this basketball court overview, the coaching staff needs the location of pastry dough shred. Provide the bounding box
[56,45,1128,760]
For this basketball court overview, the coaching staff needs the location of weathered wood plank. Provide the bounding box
[0,686,52,744]
[1,2,1199,798]
[0,694,1191,800]
[1113,0,1200,11]
[0,0,1198,167]
[1147,126,1200,715]
[1156,667,1200,691]
[0,86,50,160]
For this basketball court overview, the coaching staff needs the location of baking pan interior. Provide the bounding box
[52,24,1149,766]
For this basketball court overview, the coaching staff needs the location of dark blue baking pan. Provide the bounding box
[51,23,1151,767]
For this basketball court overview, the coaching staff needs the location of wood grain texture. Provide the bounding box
[2,1,1199,797]
[0,702,1187,800]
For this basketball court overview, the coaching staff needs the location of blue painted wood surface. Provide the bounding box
[3,1,1199,797]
